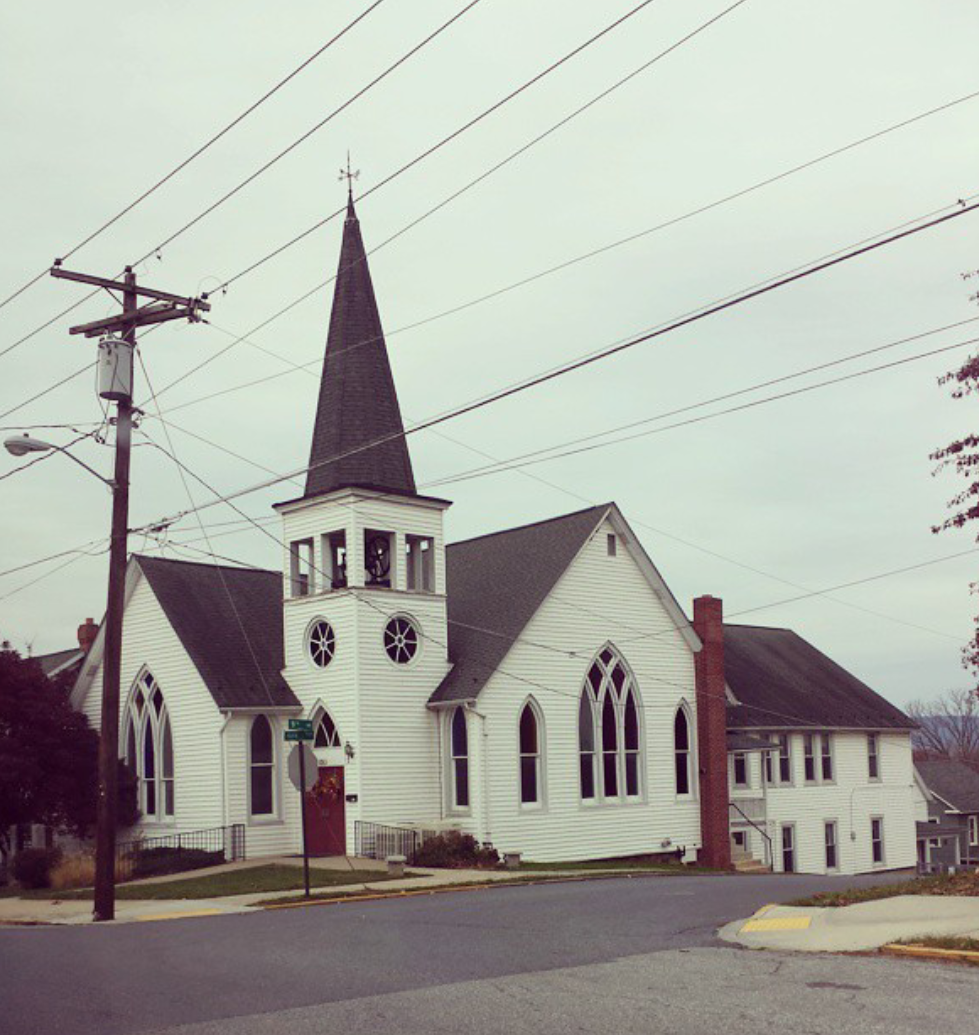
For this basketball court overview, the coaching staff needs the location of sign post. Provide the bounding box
[286,721,315,897]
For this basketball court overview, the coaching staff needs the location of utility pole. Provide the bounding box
[50,263,209,922]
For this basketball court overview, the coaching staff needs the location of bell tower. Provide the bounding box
[274,182,451,843]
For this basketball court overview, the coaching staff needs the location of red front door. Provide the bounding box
[304,766,346,856]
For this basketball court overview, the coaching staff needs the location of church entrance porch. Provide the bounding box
[304,766,346,856]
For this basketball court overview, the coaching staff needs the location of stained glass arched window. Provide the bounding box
[123,670,174,821]
[518,700,544,806]
[578,646,643,802]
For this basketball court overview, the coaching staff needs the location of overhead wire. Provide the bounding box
[0,1,388,317]
[425,331,979,487]
[215,0,672,293]
[130,195,979,534]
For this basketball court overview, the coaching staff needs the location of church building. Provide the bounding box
[70,192,918,875]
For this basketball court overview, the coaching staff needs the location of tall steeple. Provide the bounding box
[304,187,416,499]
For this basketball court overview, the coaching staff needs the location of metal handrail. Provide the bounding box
[730,801,772,869]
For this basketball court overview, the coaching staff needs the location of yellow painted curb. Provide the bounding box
[136,909,224,922]
[741,915,812,933]
[751,903,777,919]
[882,943,979,965]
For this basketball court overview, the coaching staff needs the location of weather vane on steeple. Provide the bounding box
[338,151,360,199]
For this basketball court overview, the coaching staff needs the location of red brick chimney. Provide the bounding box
[692,595,732,870]
[77,617,98,652]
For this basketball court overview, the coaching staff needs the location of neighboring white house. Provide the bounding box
[69,193,918,875]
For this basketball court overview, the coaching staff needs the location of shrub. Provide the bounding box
[415,832,500,869]
[50,850,97,891]
[129,846,224,880]
[12,847,62,889]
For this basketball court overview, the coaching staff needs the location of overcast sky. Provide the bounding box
[1,0,977,708]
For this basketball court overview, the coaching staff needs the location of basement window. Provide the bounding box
[405,535,435,592]
[289,538,313,597]
[321,530,347,590]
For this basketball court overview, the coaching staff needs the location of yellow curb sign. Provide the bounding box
[136,909,224,922]
[741,916,812,932]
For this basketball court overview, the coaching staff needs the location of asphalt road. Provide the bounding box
[1,871,974,1035]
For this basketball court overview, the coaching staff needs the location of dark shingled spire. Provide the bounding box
[304,195,416,498]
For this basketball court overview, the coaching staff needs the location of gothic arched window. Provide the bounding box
[314,709,341,748]
[450,707,469,810]
[578,646,643,803]
[123,670,174,821]
[250,715,275,817]
[518,700,544,806]
[674,705,692,797]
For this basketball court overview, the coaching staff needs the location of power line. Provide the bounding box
[135,349,277,704]
[131,195,979,534]
[139,0,689,407]
[158,153,979,418]
[216,0,668,291]
[218,0,745,292]
[426,330,979,487]
[0,1,388,317]
[0,364,94,423]
[133,0,487,273]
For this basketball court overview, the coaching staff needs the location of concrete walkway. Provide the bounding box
[0,858,661,926]
[720,895,979,952]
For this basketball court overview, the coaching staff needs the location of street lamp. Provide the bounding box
[4,434,113,487]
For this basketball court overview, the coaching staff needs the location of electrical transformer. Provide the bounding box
[97,336,134,402]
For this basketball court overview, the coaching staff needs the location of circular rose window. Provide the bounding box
[384,616,419,664]
[307,619,336,668]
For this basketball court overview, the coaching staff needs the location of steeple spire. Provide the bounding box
[304,177,416,500]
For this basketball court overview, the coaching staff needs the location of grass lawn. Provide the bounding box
[17,865,413,901]
[789,870,979,908]
[899,935,979,954]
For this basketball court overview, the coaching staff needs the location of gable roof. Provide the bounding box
[135,555,298,710]
[34,647,84,678]
[429,505,610,704]
[916,758,979,813]
[304,195,416,500]
[724,623,914,731]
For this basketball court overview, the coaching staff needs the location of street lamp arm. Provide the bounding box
[49,443,114,488]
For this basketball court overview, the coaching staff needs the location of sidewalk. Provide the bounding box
[0,859,653,926]
[719,896,979,953]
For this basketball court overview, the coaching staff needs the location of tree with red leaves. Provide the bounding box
[932,339,979,691]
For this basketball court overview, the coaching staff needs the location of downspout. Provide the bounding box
[467,705,491,845]
[219,711,232,832]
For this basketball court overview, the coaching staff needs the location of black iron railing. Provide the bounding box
[354,821,421,864]
[729,802,772,869]
[116,823,246,882]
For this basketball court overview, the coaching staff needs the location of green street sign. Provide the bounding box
[284,729,314,742]
[288,719,314,732]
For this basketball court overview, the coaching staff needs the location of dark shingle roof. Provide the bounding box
[916,759,979,813]
[724,624,914,731]
[304,196,415,499]
[34,647,83,677]
[430,505,610,704]
[136,555,298,710]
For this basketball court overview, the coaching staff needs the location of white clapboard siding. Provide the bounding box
[223,714,300,858]
[469,517,702,863]
[732,731,915,874]
[279,490,449,850]
[75,570,226,842]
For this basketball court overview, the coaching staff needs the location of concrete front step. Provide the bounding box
[733,857,771,873]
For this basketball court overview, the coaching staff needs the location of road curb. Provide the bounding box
[259,870,678,911]
[882,943,979,965]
